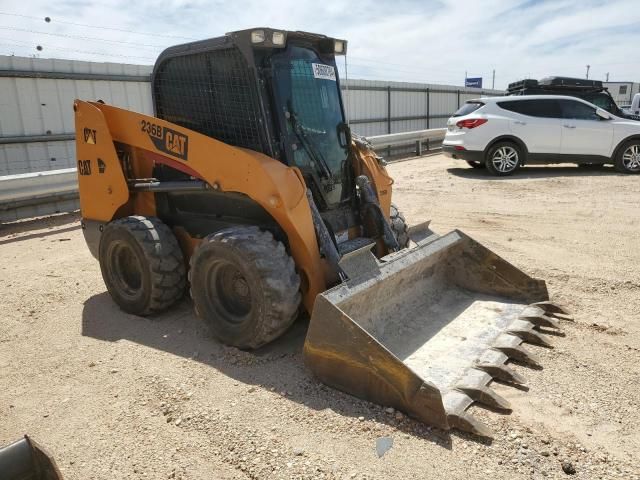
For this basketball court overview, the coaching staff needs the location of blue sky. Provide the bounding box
[0,0,638,89]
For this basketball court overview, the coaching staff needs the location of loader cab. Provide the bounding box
[152,28,351,211]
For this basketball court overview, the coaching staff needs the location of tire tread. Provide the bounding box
[103,216,186,315]
[189,226,301,349]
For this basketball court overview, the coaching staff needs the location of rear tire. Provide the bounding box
[189,226,301,350]
[99,216,186,316]
[466,160,485,169]
[389,203,410,249]
[614,139,640,174]
[485,142,522,176]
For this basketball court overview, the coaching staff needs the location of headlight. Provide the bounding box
[272,31,285,45]
[334,40,345,54]
[251,30,265,43]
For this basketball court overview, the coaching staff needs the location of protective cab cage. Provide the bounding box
[151,28,348,162]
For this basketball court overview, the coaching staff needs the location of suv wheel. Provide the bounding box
[485,142,522,176]
[614,140,640,174]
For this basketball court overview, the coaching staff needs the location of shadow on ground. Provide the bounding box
[0,212,80,244]
[447,164,622,180]
[81,292,511,449]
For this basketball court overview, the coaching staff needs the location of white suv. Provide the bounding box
[443,95,640,175]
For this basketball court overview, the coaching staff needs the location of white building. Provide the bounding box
[605,82,640,106]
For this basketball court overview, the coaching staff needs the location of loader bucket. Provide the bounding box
[303,230,569,436]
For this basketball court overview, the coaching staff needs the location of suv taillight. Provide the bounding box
[456,118,488,129]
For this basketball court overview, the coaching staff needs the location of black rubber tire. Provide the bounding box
[466,160,485,169]
[485,141,522,176]
[614,139,640,174]
[99,216,186,316]
[189,226,301,350]
[389,203,410,249]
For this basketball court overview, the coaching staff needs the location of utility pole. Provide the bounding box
[492,69,495,90]
[585,65,590,79]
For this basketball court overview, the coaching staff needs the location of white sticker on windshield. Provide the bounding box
[312,63,336,81]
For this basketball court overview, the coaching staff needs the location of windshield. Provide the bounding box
[271,46,349,207]
[583,93,618,114]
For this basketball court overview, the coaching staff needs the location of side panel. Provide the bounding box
[509,114,563,154]
[75,101,326,312]
[74,102,129,221]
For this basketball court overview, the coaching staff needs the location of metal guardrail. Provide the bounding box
[0,168,78,210]
[366,128,447,156]
[0,133,75,145]
[0,69,151,82]
[0,129,447,220]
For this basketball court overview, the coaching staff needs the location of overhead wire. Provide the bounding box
[0,41,155,60]
[0,25,169,50]
[0,12,196,40]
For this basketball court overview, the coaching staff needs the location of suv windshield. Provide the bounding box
[581,93,618,114]
[271,46,349,207]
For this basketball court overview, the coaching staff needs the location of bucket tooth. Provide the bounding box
[475,363,527,386]
[520,312,561,329]
[492,343,542,368]
[456,385,512,411]
[532,301,572,319]
[447,412,492,438]
[507,328,554,348]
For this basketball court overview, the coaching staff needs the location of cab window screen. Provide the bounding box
[453,102,484,117]
[497,99,561,118]
[153,47,267,153]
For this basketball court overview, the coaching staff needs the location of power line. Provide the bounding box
[0,39,155,60]
[0,12,196,40]
[0,25,168,49]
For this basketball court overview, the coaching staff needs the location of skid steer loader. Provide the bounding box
[75,28,570,436]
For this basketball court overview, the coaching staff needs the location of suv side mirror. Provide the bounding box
[595,107,611,120]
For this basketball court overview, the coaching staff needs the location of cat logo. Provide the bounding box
[141,120,189,161]
[83,128,97,144]
[77,159,91,176]
[165,130,187,158]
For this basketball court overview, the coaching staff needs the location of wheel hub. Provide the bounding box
[491,146,518,173]
[206,261,252,320]
[232,276,249,297]
[109,241,143,299]
[622,145,640,171]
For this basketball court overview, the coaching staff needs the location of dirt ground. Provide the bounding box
[1,154,639,480]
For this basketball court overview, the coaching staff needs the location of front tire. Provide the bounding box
[485,142,522,176]
[99,216,186,316]
[389,203,410,249]
[614,140,640,174]
[189,226,301,350]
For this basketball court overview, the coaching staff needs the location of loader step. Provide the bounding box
[337,237,375,256]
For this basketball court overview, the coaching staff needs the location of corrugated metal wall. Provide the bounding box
[342,79,503,137]
[0,55,152,176]
[0,55,503,177]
